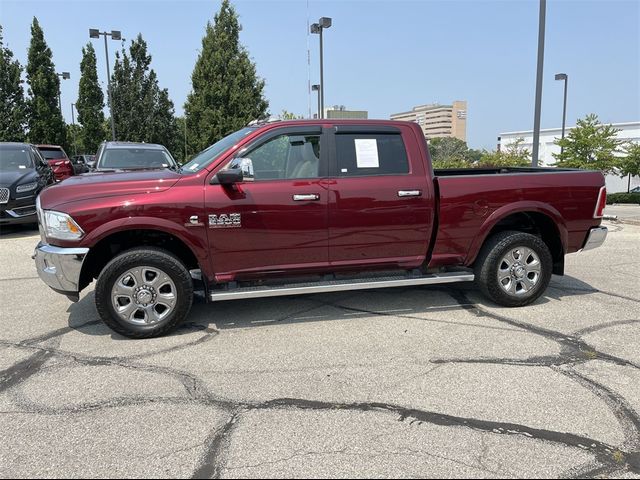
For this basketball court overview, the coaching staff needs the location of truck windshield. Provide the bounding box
[0,145,34,171]
[99,148,176,170]
[180,127,255,174]
[38,147,66,160]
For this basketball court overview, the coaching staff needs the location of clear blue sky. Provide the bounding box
[1,0,639,149]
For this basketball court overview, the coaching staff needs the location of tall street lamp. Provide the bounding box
[310,17,332,119]
[71,103,78,156]
[56,71,70,115]
[555,73,568,154]
[90,28,122,141]
[311,84,320,119]
[531,0,546,167]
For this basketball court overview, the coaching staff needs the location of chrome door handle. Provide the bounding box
[398,190,421,197]
[293,194,320,201]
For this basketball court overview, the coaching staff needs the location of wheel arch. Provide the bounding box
[467,202,567,275]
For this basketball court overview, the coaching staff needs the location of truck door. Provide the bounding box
[327,125,434,269]
[205,126,330,278]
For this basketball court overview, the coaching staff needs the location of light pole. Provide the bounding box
[56,71,70,115]
[555,73,568,155]
[71,103,77,155]
[310,17,332,119]
[311,84,320,119]
[531,0,546,167]
[89,28,121,141]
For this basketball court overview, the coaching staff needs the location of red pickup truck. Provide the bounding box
[34,120,608,338]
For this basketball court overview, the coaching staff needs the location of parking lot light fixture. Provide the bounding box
[89,28,122,140]
[310,17,332,119]
[56,72,70,115]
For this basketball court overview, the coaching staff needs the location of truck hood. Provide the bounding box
[39,170,182,209]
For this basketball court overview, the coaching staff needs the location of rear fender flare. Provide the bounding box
[465,201,568,266]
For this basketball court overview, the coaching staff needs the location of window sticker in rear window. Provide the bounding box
[354,139,379,168]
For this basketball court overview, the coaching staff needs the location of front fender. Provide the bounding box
[465,201,568,265]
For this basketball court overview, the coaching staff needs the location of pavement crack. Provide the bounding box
[192,410,242,479]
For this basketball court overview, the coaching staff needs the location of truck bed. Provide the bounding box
[433,166,579,176]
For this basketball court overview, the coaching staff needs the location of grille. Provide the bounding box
[0,188,9,204]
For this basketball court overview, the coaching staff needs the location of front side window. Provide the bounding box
[335,133,409,176]
[243,134,321,180]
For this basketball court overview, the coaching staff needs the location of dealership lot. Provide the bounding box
[0,222,638,478]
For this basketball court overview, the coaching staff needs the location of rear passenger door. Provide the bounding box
[327,125,433,269]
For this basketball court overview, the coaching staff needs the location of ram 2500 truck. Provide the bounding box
[34,120,608,338]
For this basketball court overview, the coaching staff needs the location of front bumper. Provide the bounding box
[33,242,89,301]
[582,226,608,251]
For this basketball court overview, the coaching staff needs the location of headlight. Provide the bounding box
[16,182,38,193]
[42,210,85,240]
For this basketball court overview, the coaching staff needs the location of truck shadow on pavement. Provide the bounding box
[0,224,39,239]
[65,274,606,340]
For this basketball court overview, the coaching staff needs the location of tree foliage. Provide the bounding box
[0,25,28,141]
[553,114,623,174]
[110,34,179,155]
[477,137,531,167]
[619,142,640,181]
[184,0,268,153]
[76,43,105,153]
[25,17,67,146]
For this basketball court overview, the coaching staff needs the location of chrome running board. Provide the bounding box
[209,272,474,302]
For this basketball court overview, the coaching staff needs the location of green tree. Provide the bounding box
[76,43,105,153]
[0,26,28,141]
[25,17,66,146]
[553,114,623,174]
[110,34,179,156]
[184,0,269,153]
[619,142,640,192]
[280,110,302,120]
[478,137,531,167]
[428,137,473,168]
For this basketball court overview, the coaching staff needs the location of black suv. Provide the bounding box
[0,143,55,226]
[93,142,178,172]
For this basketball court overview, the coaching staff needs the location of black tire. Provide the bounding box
[95,247,193,338]
[474,230,552,307]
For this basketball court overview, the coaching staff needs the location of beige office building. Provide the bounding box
[390,101,467,141]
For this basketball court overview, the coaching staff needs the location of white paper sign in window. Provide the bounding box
[354,139,379,168]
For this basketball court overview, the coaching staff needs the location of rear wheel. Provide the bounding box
[95,248,193,338]
[474,231,552,307]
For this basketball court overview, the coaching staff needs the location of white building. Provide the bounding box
[498,121,640,193]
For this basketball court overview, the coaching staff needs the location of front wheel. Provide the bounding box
[474,231,553,307]
[95,247,194,338]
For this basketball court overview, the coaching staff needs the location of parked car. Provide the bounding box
[1,143,55,226]
[36,145,74,181]
[93,142,178,172]
[34,119,608,338]
[630,186,640,194]
[70,154,95,174]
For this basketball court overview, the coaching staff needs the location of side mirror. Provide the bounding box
[212,158,254,185]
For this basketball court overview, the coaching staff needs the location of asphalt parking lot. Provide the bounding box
[1,221,639,479]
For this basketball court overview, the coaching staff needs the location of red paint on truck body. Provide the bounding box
[37,120,605,289]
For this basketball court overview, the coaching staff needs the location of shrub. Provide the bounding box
[606,192,640,205]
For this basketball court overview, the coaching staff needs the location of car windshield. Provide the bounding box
[99,148,176,170]
[180,127,255,174]
[38,147,66,160]
[0,145,34,171]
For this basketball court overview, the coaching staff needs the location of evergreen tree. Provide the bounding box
[110,34,179,156]
[76,42,105,153]
[0,26,28,141]
[184,0,268,153]
[553,114,623,174]
[25,17,66,146]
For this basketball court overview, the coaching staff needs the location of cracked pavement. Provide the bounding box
[0,221,639,478]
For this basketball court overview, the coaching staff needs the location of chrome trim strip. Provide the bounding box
[398,190,421,197]
[581,226,608,251]
[209,272,475,301]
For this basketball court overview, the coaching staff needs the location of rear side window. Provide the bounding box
[335,133,409,176]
